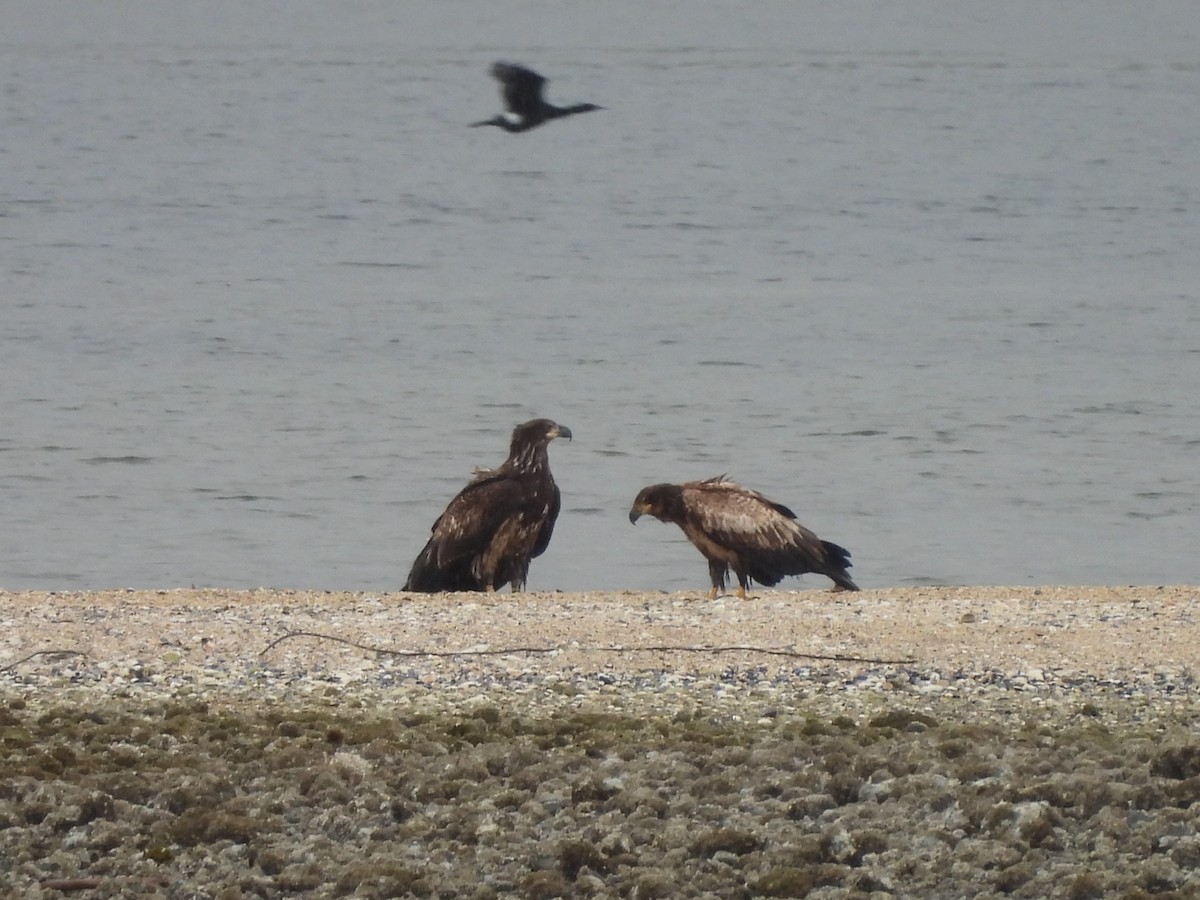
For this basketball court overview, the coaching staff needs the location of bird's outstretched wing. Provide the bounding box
[490,62,546,117]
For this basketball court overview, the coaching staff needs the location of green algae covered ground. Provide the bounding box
[3,679,1200,899]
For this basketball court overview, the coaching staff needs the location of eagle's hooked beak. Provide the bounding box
[552,424,572,442]
[628,503,646,525]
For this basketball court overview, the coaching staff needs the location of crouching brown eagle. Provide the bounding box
[403,419,571,593]
[629,476,859,598]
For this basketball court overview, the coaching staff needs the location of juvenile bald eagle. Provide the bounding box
[403,419,571,593]
[629,477,859,599]
[471,62,603,133]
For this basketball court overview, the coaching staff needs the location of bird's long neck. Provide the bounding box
[508,441,549,473]
[654,487,689,523]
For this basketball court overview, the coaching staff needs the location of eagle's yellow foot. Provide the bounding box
[707,586,719,601]
[736,586,749,601]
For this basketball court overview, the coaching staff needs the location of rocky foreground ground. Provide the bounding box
[1,585,1198,898]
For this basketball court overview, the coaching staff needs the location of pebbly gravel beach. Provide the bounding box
[2,585,1199,898]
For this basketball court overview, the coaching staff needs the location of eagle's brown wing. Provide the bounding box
[403,471,525,591]
[423,472,527,569]
[529,482,561,560]
[681,480,830,584]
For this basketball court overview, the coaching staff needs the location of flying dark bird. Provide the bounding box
[629,477,860,599]
[470,62,602,133]
[403,419,571,593]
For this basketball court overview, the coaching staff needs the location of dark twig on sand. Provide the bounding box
[260,630,915,666]
[0,650,89,674]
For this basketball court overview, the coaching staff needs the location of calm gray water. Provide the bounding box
[3,1,1198,592]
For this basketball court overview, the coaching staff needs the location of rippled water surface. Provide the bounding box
[3,1,1198,592]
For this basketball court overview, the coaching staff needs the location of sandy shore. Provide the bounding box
[2,584,1197,685]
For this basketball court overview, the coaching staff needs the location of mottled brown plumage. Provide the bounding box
[629,476,859,599]
[403,419,570,593]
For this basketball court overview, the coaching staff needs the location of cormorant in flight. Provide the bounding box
[471,62,602,133]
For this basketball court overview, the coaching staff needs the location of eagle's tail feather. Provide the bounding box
[404,546,478,592]
[402,548,440,592]
[820,540,860,591]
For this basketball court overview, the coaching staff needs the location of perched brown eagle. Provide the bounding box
[629,476,859,599]
[403,419,571,593]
